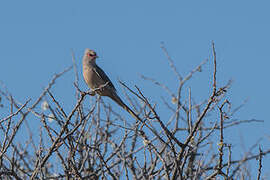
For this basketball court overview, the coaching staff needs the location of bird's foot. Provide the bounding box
[87,90,96,96]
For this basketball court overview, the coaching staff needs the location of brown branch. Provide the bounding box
[257,146,263,180]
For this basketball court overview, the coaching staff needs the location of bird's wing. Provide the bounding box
[93,65,117,91]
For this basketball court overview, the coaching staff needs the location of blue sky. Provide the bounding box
[0,0,269,177]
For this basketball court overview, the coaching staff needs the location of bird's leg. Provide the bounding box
[87,90,96,96]
[98,85,105,92]
[86,82,110,96]
[98,82,110,92]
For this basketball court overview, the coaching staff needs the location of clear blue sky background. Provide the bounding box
[0,0,269,177]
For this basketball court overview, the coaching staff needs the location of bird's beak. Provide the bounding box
[95,55,99,58]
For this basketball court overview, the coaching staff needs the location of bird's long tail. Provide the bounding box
[110,93,141,121]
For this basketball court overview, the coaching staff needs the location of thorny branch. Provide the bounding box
[0,43,268,179]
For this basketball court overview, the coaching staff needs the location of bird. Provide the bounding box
[82,48,188,148]
[82,48,140,120]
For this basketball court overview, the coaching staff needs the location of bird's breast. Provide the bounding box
[83,67,103,90]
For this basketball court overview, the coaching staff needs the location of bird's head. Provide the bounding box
[84,48,99,61]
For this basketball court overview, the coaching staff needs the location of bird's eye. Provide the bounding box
[88,52,96,57]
